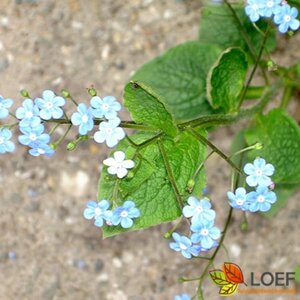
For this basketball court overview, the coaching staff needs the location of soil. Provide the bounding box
[0,1,299,300]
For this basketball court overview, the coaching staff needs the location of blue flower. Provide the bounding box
[174,294,191,300]
[83,200,112,227]
[246,185,277,212]
[260,0,281,17]
[111,200,140,228]
[90,95,121,119]
[35,90,66,120]
[94,117,125,148]
[28,142,55,157]
[16,99,41,128]
[0,128,15,153]
[227,187,249,211]
[245,0,264,22]
[244,158,275,187]
[0,96,13,119]
[18,124,50,146]
[182,196,216,225]
[71,103,94,135]
[190,221,221,250]
[274,4,300,33]
[169,232,201,259]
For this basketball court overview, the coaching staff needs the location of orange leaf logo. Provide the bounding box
[223,262,245,284]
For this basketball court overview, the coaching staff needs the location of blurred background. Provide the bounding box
[0,0,299,299]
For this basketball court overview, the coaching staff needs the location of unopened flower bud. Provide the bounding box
[87,87,97,97]
[61,89,70,98]
[67,141,77,151]
[20,89,30,98]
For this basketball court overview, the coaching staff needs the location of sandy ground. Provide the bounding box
[0,1,299,299]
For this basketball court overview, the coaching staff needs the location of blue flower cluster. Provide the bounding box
[227,158,277,212]
[71,95,125,148]
[83,200,140,229]
[245,0,300,33]
[169,197,221,259]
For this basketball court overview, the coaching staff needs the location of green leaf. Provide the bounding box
[124,81,177,137]
[98,132,207,238]
[207,47,248,112]
[209,270,231,286]
[295,264,300,283]
[245,108,300,184]
[199,4,276,54]
[131,41,221,121]
[262,184,299,218]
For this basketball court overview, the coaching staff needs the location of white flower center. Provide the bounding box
[102,103,109,110]
[46,102,53,109]
[82,115,88,123]
[284,15,291,22]
[120,210,128,218]
[94,207,102,216]
[106,128,113,135]
[29,133,37,141]
[196,206,203,214]
[25,111,33,118]
[179,243,188,251]
[0,137,4,144]
[255,169,263,176]
[236,198,244,205]
[38,148,45,155]
[267,1,273,8]
[201,229,209,236]
[252,4,258,10]
[257,195,265,203]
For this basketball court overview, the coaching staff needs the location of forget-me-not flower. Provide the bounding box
[0,128,15,153]
[71,103,94,135]
[246,185,277,212]
[90,95,121,120]
[16,99,41,128]
[190,221,221,250]
[35,90,66,120]
[111,200,140,228]
[182,196,216,224]
[261,0,281,17]
[273,4,300,33]
[169,232,201,259]
[245,0,264,22]
[28,141,55,157]
[18,124,50,146]
[244,157,275,187]
[0,96,13,119]
[83,200,112,227]
[227,187,249,211]
[94,117,125,148]
[103,151,135,179]
[174,294,191,300]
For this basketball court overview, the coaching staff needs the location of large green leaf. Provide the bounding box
[207,47,248,112]
[131,41,221,121]
[245,109,300,184]
[199,4,276,54]
[98,132,207,238]
[124,81,177,137]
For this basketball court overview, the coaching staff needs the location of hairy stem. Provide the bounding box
[158,139,184,208]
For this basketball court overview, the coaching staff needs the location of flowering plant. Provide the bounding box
[1,0,300,299]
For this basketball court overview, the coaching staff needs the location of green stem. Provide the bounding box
[9,112,18,120]
[49,123,61,136]
[238,26,270,109]
[53,124,72,147]
[280,84,294,109]
[244,86,265,99]
[188,129,242,175]
[157,139,183,208]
